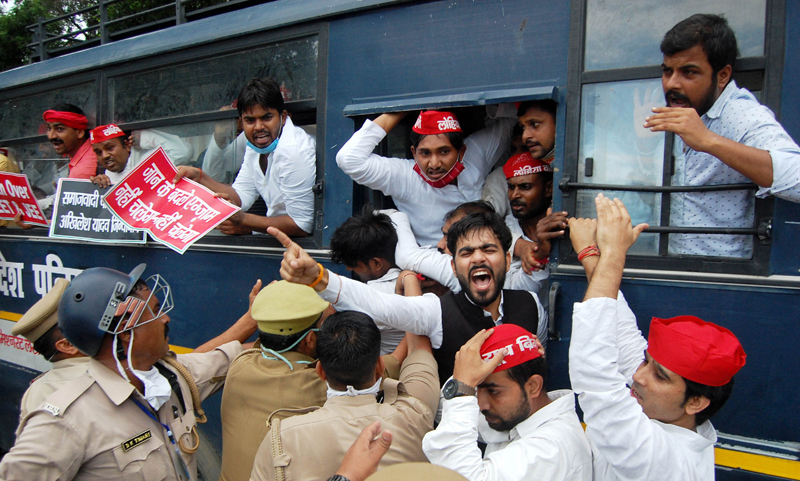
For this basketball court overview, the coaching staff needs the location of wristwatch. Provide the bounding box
[327,476,350,481]
[442,378,477,400]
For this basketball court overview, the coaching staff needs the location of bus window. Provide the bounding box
[0,83,96,143]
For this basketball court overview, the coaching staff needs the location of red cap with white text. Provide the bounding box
[480,324,541,373]
[412,110,462,135]
[90,124,126,144]
[647,315,746,386]
[503,151,553,180]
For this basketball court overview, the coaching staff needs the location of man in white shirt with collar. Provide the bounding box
[337,109,514,247]
[644,14,800,257]
[329,208,406,354]
[423,325,591,481]
[568,194,747,480]
[175,78,316,237]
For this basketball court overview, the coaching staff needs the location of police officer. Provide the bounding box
[12,278,87,433]
[0,264,244,481]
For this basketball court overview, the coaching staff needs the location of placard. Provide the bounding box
[0,173,48,227]
[104,148,240,254]
[49,179,146,243]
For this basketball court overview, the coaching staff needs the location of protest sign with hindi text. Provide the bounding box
[49,179,146,243]
[103,148,240,254]
[0,173,48,227]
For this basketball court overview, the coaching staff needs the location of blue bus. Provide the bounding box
[0,1,797,479]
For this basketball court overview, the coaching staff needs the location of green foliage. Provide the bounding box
[0,0,232,72]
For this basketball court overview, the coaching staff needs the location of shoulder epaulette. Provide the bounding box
[38,374,95,417]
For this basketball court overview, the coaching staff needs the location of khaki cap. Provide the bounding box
[366,463,467,481]
[12,278,70,342]
[251,280,329,335]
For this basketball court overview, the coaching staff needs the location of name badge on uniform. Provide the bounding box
[122,430,152,452]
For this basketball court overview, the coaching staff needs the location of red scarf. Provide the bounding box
[43,110,88,130]
[413,159,465,188]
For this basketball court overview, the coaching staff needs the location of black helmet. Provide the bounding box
[57,264,146,357]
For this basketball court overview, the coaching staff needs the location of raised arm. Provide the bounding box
[390,210,460,292]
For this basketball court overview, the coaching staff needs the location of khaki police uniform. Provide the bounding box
[365,462,467,481]
[249,349,439,481]
[11,278,90,434]
[0,341,242,481]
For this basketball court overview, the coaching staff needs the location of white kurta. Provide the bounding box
[423,390,592,481]
[106,130,194,184]
[231,117,316,233]
[364,267,407,355]
[336,118,514,246]
[319,272,547,350]
[202,131,247,184]
[570,295,717,481]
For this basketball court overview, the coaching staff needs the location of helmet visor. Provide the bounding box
[109,274,174,334]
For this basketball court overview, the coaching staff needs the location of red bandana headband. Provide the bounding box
[503,151,553,180]
[647,315,746,386]
[412,110,464,188]
[43,110,88,130]
[90,124,126,144]
[480,324,542,373]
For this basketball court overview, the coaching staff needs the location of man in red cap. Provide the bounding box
[568,194,746,481]
[336,109,515,247]
[42,104,96,180]
[88,123,133,188]
[422,326,591,481]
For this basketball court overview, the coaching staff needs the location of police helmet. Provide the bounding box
[57,264,146,357]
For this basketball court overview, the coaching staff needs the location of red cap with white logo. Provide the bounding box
[90,124,126,144]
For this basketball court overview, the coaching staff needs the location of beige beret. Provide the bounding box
[366,463,467,481]
[251,280,329,335]
[12,278,70,342]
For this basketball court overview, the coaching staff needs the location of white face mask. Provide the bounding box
[113,330,173,410]
[326,377,382,398]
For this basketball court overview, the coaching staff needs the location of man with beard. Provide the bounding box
[42,104,97,180]
[422,325,591,481]
[568,194,746,480]
[174,78,316,237]
[268,210,545,385]
[336,109,515,247]
[643,14,800,257]
[1,264,253,481]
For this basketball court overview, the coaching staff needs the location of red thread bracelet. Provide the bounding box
[577,245,600,262]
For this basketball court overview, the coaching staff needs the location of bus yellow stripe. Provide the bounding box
[0,311,23,322]
[715,448,800,479]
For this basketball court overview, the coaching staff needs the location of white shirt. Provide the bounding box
[570,295,717,481]
[319,271,547,350]
[364,267,407,355]
[202,131,247,184]
[390,210,548,297]
[669,80,800,257]
[336,118,514,246]
[106,129,194,184]
[423,390,592,481]
[231,116,316,233]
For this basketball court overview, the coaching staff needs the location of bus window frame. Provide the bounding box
[557,0,787,276]
[0,22,329,252]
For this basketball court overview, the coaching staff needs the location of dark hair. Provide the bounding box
[237,78,285,117]
[506,355,548,391]
[443,200,495,223]
[446,211,512,258]
[316,310,381,387]
[51,103,90,136]
[330,206,397,267]
[33,325,61,360]
[661,14,739,74]
[410,131,464,151]
[258,319,319,352]
[516,100,557,120]
[683,376,735,426]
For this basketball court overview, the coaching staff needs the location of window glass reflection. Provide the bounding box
[585,0,766,71]
[0,84,96,142]
[110,36,318,123]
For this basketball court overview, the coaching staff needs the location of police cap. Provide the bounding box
[366,463,467,481]
[251,280,329,335]
[12,278,70,342]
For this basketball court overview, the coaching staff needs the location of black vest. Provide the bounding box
[434,290,539,386]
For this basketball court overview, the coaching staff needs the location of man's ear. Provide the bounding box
[376,356,386,380]
[123,138,134,151]
[545,180,553,198]
[684,395,711,417]
[410,145,417,158]
[368,257,385,273]
[505,250,512,272]
[55,338,81,357]
[716,64,732,92]
[300,330,317,356]
[281,110,289,125]
[524,374,545,399]
[458,144,467,161]
[76,129,85,140]
[315,361,327,381]
[451,258,457,275]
